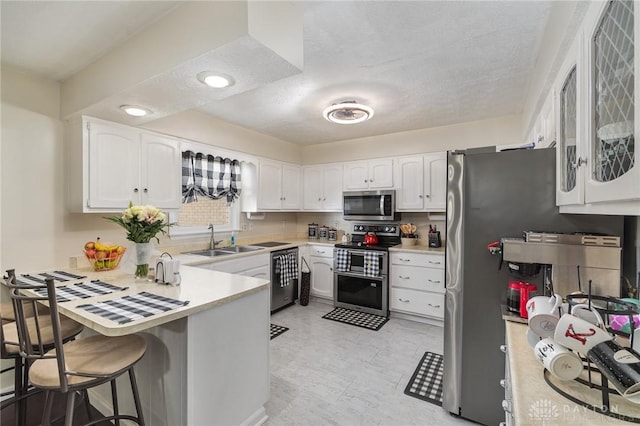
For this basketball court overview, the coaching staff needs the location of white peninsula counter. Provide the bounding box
[25,265,270,426]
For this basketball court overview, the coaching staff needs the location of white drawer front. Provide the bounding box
[390,288,444,319]
[390,252,444,269]
[309,245,333,258]
[390,265,444,293]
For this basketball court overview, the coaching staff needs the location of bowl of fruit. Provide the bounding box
[84,238,126,271]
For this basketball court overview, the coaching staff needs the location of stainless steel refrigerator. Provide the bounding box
[442,147,623,425]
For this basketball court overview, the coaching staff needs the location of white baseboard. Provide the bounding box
[390,310,444,327]
[241,406,268,426]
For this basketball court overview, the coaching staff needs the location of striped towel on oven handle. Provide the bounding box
[334,249,351,272]
[363,251,380,277]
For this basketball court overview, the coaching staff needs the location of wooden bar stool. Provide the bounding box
[8,276,146,426]
[1,270,84,426]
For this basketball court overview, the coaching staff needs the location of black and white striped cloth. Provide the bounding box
[275,253,298,287]
[363,251,380,277]
[182,151,242,204]
[77,292,189,325]
[32,280,125,303]
[334,249,351,272]
[16,270,86,286]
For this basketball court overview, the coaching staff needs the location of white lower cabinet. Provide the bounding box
[307,245,334,300]
[389,251,444,322]
[198,253,269,277]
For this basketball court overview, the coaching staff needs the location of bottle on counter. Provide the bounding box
[230,231,236,247]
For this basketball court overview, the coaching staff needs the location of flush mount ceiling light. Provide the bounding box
[197,71,235,88]
[323,101,374,124]
[120,105,152,117]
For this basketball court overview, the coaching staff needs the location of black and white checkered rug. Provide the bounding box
[270,324,289,340]
[322,307,388,331]
[404,351,444,406]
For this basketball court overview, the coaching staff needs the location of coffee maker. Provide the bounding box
[501,231,622,297]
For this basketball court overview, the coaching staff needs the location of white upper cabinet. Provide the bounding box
[395,152,446,212]
[257,159,301,210]
[556,37,584,206]
[139,132,182,209]
[344,159,393,190]
[302,163,343,211]
[68,116,181,212]
[556,1,640,213]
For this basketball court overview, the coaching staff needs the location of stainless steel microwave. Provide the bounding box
[343,190,399,221]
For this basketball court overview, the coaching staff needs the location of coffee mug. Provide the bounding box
[527,294,562,337]
[534,338,583,381]
[553,305,611,353]
[526,328,542,348]
[587,339,640,404]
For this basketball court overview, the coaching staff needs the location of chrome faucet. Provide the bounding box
[208,223,223,250]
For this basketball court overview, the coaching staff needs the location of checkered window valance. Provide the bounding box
[181,150,242,204]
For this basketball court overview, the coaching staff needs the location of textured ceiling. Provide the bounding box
[1,1,556,145]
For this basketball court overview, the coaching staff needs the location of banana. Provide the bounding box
[95,238,119,252]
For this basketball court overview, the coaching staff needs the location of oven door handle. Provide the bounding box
[335,270,386,280]
[379,196,385,216]
[337,250,388,258]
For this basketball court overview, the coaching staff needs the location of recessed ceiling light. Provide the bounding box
[323,101,374,124]
[197,72,235,88]
[120,105,151,117]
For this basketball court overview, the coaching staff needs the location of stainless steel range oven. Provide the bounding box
[333,223,400,317]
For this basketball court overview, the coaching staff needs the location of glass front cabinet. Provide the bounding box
[556,0,640,213]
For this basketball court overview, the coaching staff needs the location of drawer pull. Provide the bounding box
[428,303,441,308]
[427,279,441,284]
[399,275,410,279]
[428,261,441,265]
[398,258,411,262]
[500,345,507,354]
[499,379,506,388]
[398,298,410,303]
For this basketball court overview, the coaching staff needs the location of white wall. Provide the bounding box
[141,109,302,165]
[301,114,521,164]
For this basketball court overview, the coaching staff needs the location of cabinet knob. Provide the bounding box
[364,179,368,183]
[143,188,148,193]
[323,198,326,201]
[318,197,322,201]
[424,194,430,198]
[502,400,511,413]
[419,195,423,199]
[499,379,506,388]
[500,345,507,353]
[134,188,139,193]
[575,157,587,168]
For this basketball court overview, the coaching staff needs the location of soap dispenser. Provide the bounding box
[230,231,236,247]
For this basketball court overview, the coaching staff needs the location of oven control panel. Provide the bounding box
[351,223,399,236]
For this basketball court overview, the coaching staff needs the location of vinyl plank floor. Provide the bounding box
[266,300,474,426]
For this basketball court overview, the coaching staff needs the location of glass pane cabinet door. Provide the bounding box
[589,0,638,202]
[560,67,578,194]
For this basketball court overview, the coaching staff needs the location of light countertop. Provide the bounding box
[505,321,639,425]
[24,265,269,337]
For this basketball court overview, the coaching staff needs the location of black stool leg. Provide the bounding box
[83,389,93,422]
[42,390,54,426]
[13,357,22,426]
[64,391,76,426]
[129,367,145,426]
[110,379,120,426]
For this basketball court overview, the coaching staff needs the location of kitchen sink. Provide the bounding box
[185,245,264,257]
[216,246,264,253]
[185,249,234,257]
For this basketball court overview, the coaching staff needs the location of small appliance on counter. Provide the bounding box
[155,253,181,286]
[506,281,537,318]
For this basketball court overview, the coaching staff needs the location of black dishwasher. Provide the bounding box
[270,247,299,313]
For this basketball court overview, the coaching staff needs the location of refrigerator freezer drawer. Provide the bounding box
[390,288,444,318]
[390,265,445,293]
